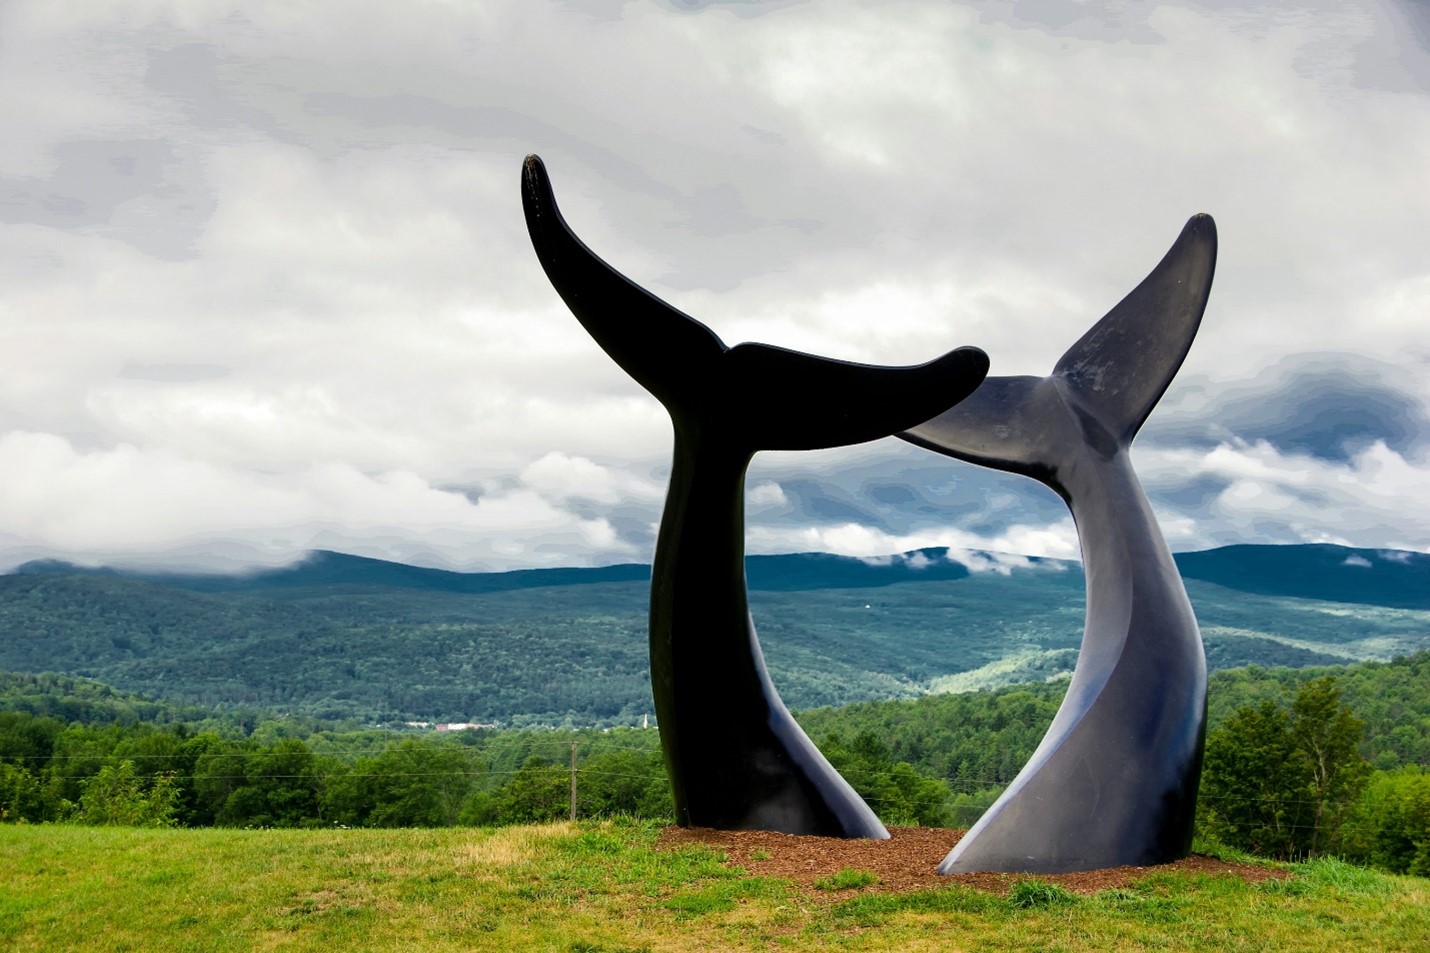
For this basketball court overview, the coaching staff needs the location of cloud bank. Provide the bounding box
[1,0,1426,572]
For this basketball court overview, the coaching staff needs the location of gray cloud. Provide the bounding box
[0,0,1427,573]
[1151,354,1430,462]
[0,138,210,259]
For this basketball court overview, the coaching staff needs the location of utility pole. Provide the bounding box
[569,742,578,822]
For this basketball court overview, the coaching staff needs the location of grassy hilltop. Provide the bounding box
[2,821,1427,952]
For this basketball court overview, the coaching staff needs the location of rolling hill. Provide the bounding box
[2,543,1426,725]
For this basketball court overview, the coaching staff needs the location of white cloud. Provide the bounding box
[745,517,1081,562]
[0,0,1427,572]
[0,431,633,571]
[746,481,788,506]
[942,548,1046,576]
[1136,438,1430,553]
[520,451,665,506]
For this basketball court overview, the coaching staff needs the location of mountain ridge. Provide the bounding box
[3,542,1426,725]
[11,542,1428,607]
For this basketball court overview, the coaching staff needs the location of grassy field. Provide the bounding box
[2,821,1426,952]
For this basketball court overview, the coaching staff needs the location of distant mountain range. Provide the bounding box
[10,546,993,595]
[15,542,1427,606]
[2,543,1426,725]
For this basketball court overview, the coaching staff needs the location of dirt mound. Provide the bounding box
[657,826,1285,896]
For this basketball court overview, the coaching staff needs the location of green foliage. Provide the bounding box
[0,671,216,725]
[1208,652,1430,769]
[798,684,1067,797]
[5,559,1427,726]
[1200,700,1304,856]
[466,757,571,825]
[1,649,1426,883]
[0,710,64,762]
[818,731,954,826]
[1199,677,1370,859]
[73,760,178,827]
[1338,767,1430,875]
[323,738,478,827]
[947,786,1004,827]
[574,749,671,819]
[192,737,323,827]
[1293,677,1374,841]
[0,762,44,822]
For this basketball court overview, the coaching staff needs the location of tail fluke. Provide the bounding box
[724,341,989,451]
[523,154,725,408]
[525,154,989,450]
[901,375,1063,482]
[1054,214,1217,444]
[901,216,1215,469]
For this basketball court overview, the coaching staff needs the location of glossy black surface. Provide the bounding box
[523,155,988,837]
[903,215,1217,873]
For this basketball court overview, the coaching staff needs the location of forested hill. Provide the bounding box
[10,547,986,594]
[1,543,1427,725]
[14,542,1429,605]
[1174,544,1430,609]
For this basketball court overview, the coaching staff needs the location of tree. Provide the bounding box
[819,732,953,827]
[241,738,321,827]
[192,739,251,824]
[1199,677,1369,858]
[464,757,570,825]
[72,760,179,827]
[193,738,322,827]
[575,749,671,819]
[1290,677,1372,852]
[324,739,478,827]
[1337,768,1430,875]
[0,763,46,822]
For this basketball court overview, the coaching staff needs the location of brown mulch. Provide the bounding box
[657,826,1287,897]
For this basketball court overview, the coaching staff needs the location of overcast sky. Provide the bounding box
[1,0,1427,574]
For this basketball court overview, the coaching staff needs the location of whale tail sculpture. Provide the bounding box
[902,215,1217,872]
[524,155,988,836]
[522,156,988,451]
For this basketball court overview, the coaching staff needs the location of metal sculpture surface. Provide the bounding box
[902,215,1217,873]
[523,155,988,837]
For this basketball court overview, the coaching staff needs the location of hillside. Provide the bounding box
[1,543,1427,724]
[17,542,1427,604]
[4,824,1425,952]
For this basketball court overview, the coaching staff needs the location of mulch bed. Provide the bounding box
[657,826,1287,896]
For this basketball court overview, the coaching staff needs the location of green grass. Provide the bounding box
[1,821,1426,951]
[1006,878,1076,909]
[814,868,880,891]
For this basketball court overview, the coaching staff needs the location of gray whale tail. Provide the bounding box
[523,155,987,837]
[902,215,1216,872]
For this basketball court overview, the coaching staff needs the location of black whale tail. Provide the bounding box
[901,214,1216,473]
[523,155,989,450]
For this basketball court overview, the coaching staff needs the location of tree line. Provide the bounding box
[2,652,1427,874]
